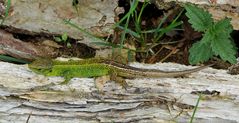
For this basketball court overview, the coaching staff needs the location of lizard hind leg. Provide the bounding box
[110,71,128,89]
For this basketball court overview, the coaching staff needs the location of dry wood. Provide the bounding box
[0,62,238,123]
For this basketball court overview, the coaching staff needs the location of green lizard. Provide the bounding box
[28,58,212,86]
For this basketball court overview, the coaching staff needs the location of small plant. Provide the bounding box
[64,0,182,60]
[1,0,11,25]
[185,4,237,64]
[54,32,71,48]
[113,0,183,56]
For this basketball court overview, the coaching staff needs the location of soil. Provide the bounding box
[118,1,238,68]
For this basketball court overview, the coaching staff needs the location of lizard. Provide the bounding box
[28,58,213,88]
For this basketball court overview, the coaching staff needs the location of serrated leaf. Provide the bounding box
[189,41,214,64]
[186,4,237,64]
[213,18,233,37]
[211,35,237,64]
[185,4,213,32]
[200,30,212,44]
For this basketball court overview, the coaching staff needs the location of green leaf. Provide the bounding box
[187,4,237,64]
[200,30,212,44]
[212,18,233,37]
[116,25,141,38]
[211,34,237,64]
[185,4,213,32]
[189,41,214,64]
[207,18,237,64]
[54,37,62,42]
[61,33,68,42]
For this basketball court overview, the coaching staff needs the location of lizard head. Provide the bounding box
[28,58,53,74]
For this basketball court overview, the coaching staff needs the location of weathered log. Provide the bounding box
[0,61,238,123]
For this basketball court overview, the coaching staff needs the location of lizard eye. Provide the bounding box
[37,68,42,70]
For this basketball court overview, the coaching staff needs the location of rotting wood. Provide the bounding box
[0,61,239,123]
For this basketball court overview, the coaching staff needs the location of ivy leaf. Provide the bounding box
[189,41,214,64]
[185,4,213,32]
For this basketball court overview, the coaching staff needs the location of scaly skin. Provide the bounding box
[28,58,212,83]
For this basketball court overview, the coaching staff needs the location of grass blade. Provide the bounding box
[0,55,29,64]
[190,94,201,123]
